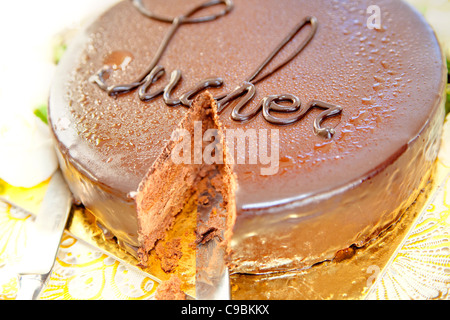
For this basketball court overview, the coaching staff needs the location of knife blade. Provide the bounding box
[195,169,230,300]
[196,237,230,300]
[15,170,72,300]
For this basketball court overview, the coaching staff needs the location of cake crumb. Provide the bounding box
[155,275,186,300]
[196,208,224,245]
[334,246,356,262]
[155,238,183,273]
[198,195,210,206]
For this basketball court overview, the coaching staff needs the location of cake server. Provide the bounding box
[196,236,230,300]
[195,170,230,300]
[15,170,72,300]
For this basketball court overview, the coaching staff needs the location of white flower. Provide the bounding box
[0,0,121,188]
[0,110,58,188]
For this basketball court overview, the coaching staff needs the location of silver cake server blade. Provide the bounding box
[196,237,230,300]
[195,169,230,300]
[15,170,72,300]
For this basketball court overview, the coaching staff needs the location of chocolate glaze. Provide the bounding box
[48,0,447,273]
[90,3,342,136]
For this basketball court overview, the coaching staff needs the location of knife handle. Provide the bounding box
[16,274,48,300]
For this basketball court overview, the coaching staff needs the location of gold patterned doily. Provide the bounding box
[366,169,450,300]
[0,200,160,300]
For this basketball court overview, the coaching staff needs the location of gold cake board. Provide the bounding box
[1,158,449,300]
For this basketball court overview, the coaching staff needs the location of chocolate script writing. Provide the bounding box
[90,0,343,139]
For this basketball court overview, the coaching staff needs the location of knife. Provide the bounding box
[196,237,230,300]
[15,170,72,300]
[195,169,230,300]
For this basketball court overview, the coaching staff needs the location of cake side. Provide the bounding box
[53,145,140,249]
[229,83,446,274]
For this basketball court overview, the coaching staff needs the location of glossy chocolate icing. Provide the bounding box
[90,2,342,138]
[48,0,447,273]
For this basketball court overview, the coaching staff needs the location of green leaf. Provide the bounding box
[34,105,48,124]
[53,42,67,65]
[446,84,450,115]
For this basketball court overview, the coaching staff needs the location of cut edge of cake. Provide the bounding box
[135,92,237,268]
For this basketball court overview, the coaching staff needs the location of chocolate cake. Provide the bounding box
[48,0,447,275]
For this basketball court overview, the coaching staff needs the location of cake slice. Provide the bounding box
[136,92,235,266]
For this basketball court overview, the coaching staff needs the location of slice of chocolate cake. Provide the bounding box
[135,92,232,265]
